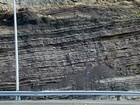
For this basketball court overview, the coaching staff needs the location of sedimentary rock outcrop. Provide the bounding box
[0,0,140,91]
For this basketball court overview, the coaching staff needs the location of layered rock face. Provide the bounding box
[1,0,140,10]
[0,1,140,91]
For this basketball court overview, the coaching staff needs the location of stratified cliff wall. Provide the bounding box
[1,0,140,10]
[0,0,140,91]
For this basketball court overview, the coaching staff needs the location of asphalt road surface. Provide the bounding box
[0,100,139,105]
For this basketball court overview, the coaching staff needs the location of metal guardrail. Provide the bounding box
[0,91,140,97]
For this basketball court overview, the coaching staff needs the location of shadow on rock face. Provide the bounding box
[0,9,42,26]
[89,65,115,80]
[87,64,116,90]
[61,64,116,90]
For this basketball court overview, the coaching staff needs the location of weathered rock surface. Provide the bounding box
[0,1,140,91]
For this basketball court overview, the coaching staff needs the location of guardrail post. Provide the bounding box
[116,95,121,101]
[16,96,21,101]
[44,96,48,100]
[69,95,73,100]
[93,95,97,100]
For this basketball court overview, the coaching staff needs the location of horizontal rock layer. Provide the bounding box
[1,0,140,11]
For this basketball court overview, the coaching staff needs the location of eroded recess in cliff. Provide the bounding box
[0,3,140,92]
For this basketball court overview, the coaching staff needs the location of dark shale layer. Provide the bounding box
[0,0,140,92]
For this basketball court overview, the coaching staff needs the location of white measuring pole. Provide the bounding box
[13,0,20,100]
